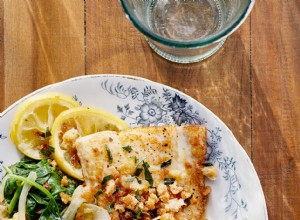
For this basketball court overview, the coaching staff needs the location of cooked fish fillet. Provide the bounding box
[74,125,210,220]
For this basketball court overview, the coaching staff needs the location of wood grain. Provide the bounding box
[0,0,4,110]
[1,0,84,111]
[252,0,300,218]
[86,0,252,154]
[1,0,300,219]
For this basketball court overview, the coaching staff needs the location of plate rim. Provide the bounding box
[0,74,268,219]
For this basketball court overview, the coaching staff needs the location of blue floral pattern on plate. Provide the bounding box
[0,134,7,140]
[72,95,83,106]
[0,134,5,176]
[101,80,205,126]
[101,79,248,219]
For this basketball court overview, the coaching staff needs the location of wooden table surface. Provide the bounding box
[0,0,299,219]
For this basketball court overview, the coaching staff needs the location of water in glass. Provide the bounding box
[146,0,225,41]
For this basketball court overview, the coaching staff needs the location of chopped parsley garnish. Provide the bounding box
[122,145,133,152]
[161,159,172,168]
[126,177,135,182]
[113,186,121,195]
[106,201,114,213]
[134,168,143,177]
[143,161,150,168]
[105,145,113,164]
[136,157,147,167]
[150,209,158,218]
[142,162,153,187]
[184,195,193,206]
[135,190,141,201]
[101,175,113,186]
[135,177,142,184]
[45,127,52,138]
[94,190,103,197]
[202,162,214,166]
[132,156,138,164]
[130,156,138,163]
[164,178,175,186]
[40,145,54,157]
[136,207,142,219]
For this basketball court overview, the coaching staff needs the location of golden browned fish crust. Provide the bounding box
[74,125,209,220]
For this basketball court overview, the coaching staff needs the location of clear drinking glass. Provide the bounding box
[120,0,255,63]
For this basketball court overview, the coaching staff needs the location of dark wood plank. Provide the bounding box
[251,0,300,219]
[2,0,85,111]
[86,1,252,154]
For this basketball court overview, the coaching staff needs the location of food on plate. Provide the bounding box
[0,157,80,219]
[50,106,129,180]
[1,92,217,220]
[1,93,131,219]
[10,93,80,160]
[64,125,215,220]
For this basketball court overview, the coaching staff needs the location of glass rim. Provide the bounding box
[120,0,255,48]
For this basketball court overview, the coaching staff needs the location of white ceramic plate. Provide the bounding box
[0,74,267,220]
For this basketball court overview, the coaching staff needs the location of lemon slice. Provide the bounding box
[10,93,80,160]
[50,106,129,180]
